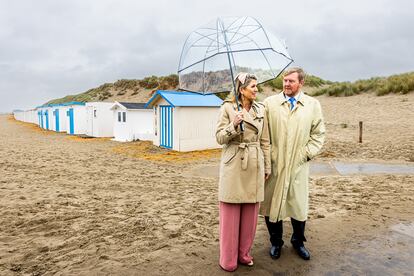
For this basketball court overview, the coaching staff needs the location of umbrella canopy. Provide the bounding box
[178,16,293,94]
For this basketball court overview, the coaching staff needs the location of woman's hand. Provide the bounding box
[233,111,244,128]
[265,173,270,180]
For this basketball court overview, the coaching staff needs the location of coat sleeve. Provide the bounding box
[305,100,326,160]
[261,103,271,175]
[216,104,241,145]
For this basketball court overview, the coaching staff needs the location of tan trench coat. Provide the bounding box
[259,92,325,222]
[216,100,271,203]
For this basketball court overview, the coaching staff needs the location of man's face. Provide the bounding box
[283,72,303,97]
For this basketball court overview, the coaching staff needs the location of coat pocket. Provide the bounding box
[222,145,238,164]
[296,147,308,167]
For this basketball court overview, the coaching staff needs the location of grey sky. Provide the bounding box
[1,0,413,112]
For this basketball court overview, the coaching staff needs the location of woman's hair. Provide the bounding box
[230,73,257,103]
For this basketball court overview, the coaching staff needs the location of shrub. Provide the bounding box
[139,76,159,89]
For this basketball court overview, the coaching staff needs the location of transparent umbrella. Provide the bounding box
[178,16,293,95]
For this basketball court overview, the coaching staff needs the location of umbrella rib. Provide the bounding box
[226,24,261,31]
[227,16,248,43]
[179,32,224,63]
[202,34,219,92]
[252,17,292,60]
[227,26,261,45]
[178,48,280,73]
[193,31,223,45]
[222,16,244,34]
[227,28,278,76]
[219,18,238,89]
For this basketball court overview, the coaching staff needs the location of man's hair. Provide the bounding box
[283,67,305,83]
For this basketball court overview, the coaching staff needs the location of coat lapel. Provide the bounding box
[242,102,262,131]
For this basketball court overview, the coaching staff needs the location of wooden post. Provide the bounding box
[359,121,363,143]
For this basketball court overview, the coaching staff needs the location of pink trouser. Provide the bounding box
[219,201,260,271]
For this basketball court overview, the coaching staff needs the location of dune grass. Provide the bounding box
[263,74,330,91]
[46,75,179,105]
[312,72,414,97]
[45,71,413,105]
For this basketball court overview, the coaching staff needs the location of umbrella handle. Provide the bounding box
[236,104,245,132]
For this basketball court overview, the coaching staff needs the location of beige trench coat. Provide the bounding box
[259,92,325,222]
[216,100,271,203]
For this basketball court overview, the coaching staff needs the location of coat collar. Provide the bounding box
[231,100,263,131]
[276,91,306,106]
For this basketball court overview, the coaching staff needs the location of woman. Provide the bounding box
[216,72,271,271]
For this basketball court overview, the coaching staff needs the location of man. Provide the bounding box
[260,67,325,260]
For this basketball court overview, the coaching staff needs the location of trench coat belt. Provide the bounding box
[229,141,260,171]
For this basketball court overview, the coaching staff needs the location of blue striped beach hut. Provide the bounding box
[145,90,222,151]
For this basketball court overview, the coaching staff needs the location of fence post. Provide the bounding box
[359,121,363,143]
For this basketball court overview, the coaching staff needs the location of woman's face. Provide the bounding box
[240,79,258,102]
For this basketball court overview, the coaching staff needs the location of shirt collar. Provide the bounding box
[283,91,302,102]
[277,91,306,105]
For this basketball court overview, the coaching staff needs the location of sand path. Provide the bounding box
[1,92,413,275]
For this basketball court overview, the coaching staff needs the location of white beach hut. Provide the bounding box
[45,106,56,131]
[145,90,222,151]
[36,107,49,129]
[110,102,153,142]
[13,110,24,121]
[42,107,51,130]
[85,102,114,137]
[49,105,59,132]
[26,109,37,124]
[63,102,87,135]
[52,104,68,132]
[26,109,31,123]
[37,108,44,128]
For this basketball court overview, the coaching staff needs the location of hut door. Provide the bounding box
[85,106,93,136]
[45,110,49,130]
[160,106,173,149]
[39,111,43,128]
[54,109,60,132]
[68,108,75,134]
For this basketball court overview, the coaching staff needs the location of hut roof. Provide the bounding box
[145,90,222,108]
[110,102,150,110]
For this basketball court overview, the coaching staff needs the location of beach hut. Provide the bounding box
[36,106,50,129]
[55,105,67,132]
[49,105,58,131]
[26,109,38,124]
[47,104,67,132]
[45,106,56,131]
[145,90,222,151]
[63,102,87,135]
[85,102,114,137]
[42,107,50,130]
[37,109,44,128]
[110,102,153,142]
[13,110,24,121]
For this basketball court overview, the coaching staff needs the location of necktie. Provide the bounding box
[288,97,296,110]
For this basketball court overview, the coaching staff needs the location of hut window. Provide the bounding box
[122,112,126,122]
[94,110,97,118]
[118,112,121,122]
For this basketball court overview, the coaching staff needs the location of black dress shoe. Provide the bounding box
[269,244,282,259]
[291,243,310,260]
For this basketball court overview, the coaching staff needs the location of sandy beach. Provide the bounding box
[1,93,413,275]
